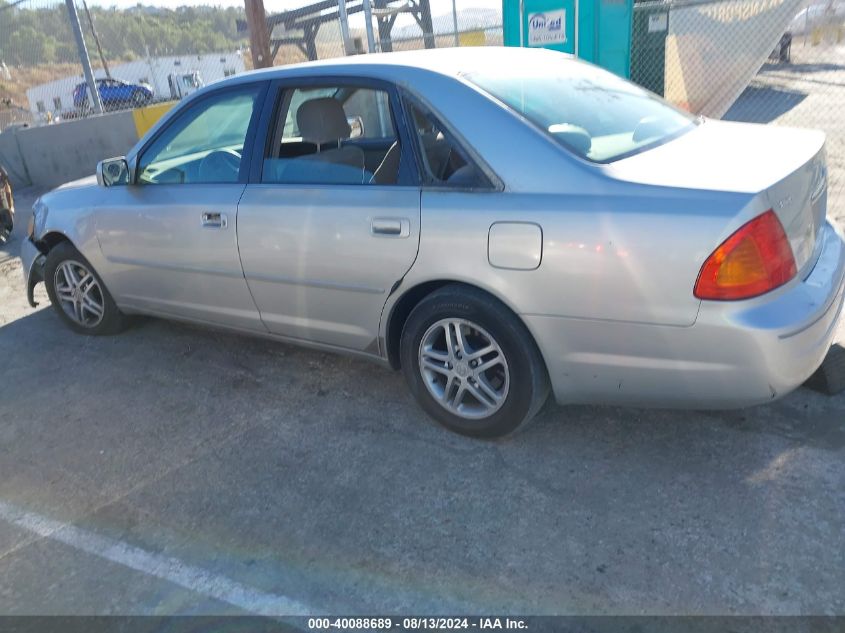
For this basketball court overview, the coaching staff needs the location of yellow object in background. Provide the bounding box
[458,30,486,47]
[132,101,177,139]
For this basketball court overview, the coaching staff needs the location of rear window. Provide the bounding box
[465,60,696,163]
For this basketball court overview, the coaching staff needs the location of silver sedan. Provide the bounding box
[21,47,845,437]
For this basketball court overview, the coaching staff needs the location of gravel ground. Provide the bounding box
[1,49,844,616]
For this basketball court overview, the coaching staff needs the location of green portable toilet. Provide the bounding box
[502,0,634,78]
[630,1,669,95]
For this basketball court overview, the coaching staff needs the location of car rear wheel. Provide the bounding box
[44,242,127,335]
[805,344,845,396]
[400,284,550,438]
[132,90,148,107]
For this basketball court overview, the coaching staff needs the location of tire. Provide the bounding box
[44,241,127,336]
[400,284,550,438]
[805,343,845,395]
[132,91,148,107]
[0,209,12,244]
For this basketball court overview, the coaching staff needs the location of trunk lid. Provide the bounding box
[607,119,828,275]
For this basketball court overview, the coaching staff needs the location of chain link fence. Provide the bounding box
[629,0,843,218]
[1,0,82,128]
[0,0,504,125]
[257,2,501,65]
[1,0,248,125]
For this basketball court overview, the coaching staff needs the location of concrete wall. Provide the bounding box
[15,111,139,189]
[0,124,31,187]
[0,101,172,190]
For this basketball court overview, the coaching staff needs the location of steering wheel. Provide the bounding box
[198,148,241,182]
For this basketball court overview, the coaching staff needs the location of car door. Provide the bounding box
[94,81,268,331]
[237,78,421,352]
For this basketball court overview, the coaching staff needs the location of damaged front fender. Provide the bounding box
[20,237,46,308]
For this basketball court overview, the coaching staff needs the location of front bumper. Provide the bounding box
[20,237,46,308]
[528,220,845,408]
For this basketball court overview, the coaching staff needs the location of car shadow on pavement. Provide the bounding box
[761,61,845,75]
[2,305,843,460]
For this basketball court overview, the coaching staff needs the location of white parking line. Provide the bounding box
[0,500,313,616]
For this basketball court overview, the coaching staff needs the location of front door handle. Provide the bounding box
[371,217,409,238]
[201,211,228,229]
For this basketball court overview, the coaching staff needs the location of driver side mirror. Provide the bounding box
[97,156,130,187]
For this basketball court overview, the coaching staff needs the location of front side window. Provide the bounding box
[465,59,696,163]
[138,84,262,185]
[263,85,401,186]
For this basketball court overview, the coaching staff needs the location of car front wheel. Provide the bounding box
[44,242,127,335]
[0,209,12,244]
[400,284,549,438]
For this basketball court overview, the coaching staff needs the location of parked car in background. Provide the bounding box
[168,71,204,100]
[20,48,845,437]
[769,32,792,63]
[73,78,154,111]
[788,0,845,35]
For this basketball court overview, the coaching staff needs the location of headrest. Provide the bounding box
[296,97,351,145]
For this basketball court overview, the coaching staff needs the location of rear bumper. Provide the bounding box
[528,220,845,408]
[20,237,45,308]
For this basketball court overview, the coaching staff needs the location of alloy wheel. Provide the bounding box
[418,318,509,419]
[53,260,105,328]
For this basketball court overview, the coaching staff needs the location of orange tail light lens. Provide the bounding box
[694,210,797,301]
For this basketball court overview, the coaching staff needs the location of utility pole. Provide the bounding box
[244,0,272,69]
[81,0,110,78]
[65,0,103,114]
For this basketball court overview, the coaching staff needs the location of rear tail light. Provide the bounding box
[694,209,797,300]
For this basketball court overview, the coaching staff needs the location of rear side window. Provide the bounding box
[406,102,490,189]
[263,85,402,186]
[465,59,696,163]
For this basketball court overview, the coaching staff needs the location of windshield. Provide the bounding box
[465,60,697,163]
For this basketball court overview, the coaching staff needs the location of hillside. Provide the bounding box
[0,2,249,116]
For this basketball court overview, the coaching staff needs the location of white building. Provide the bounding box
[25,51,246,123]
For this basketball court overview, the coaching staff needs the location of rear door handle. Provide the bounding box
[371,217,409,238]
[201,211,228,229]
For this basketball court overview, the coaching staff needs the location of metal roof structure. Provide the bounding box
[238,0,435,62]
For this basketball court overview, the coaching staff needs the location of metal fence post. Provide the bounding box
[452,0,460,46]
[338,0,353,55]
[362,0,377,53]
[65,0,103,114]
